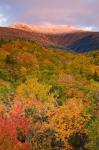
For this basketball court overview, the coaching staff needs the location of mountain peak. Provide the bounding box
[9,23,90,34]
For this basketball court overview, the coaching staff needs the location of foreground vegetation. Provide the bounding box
[0,39,99,150]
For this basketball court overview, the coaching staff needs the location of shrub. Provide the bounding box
[16,77,54,103]
[5,54,16,64]
[0,102,31,150]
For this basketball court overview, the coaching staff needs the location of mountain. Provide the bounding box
[9,23,88,34]
[0,25,98,150]
[0,23,99,52]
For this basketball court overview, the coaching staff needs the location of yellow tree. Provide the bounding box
[48,98,91,149]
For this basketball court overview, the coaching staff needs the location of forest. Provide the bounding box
[0,39,99,150]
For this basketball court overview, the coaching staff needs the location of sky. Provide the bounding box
[0,0,99,31]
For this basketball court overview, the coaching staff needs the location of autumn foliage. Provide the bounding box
[0,40,98,150]
[0,102,31,150]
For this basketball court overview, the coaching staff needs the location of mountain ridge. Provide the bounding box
[9,23,90,34]
[0,25,99,53]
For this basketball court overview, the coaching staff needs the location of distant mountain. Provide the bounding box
[9,23,88,34]
[0,24,99,53]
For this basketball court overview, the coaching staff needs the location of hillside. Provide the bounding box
[0,39,99,150]
[0,26,99,52]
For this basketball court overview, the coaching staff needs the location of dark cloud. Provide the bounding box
[0,0,99,30]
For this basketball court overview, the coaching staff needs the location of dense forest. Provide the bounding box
[0,39,99,150]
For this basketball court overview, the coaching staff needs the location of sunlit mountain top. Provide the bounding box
[9,23,92,34]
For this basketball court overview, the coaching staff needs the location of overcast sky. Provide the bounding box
[0,0,99,31]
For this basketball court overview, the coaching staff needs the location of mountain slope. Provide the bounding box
[0,38,98,150]
[0,26,99,52]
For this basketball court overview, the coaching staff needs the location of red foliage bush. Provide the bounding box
[0,102,31,150]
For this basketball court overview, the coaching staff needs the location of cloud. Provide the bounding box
[0,14,8,26]
[0,0,99,31]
